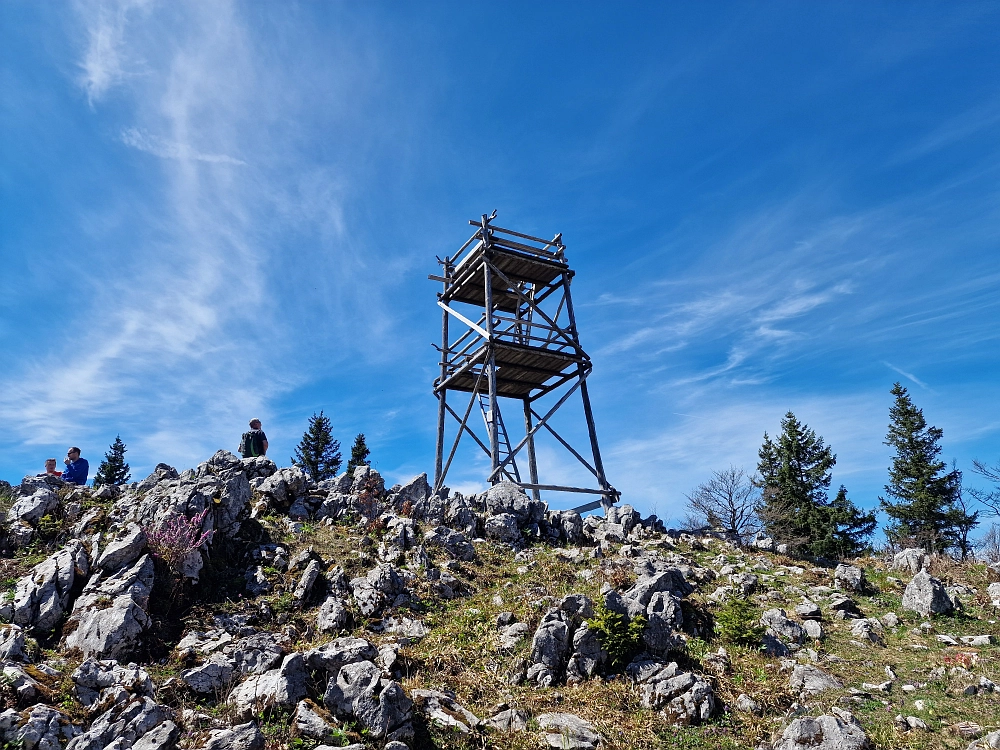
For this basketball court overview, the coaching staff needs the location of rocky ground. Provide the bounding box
[0,451,997,750]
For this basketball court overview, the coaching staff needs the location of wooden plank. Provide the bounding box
[516,483,609,495]
[437,300,489,340]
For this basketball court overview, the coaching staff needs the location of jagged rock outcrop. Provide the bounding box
[62,555,154,658]
[323,659,414,743]
[537,713,602,750]
[0,704,81,750]
[892,548,929,574]
[228,653,308,718]
[10,539,89,632]
[629,660,716,725]
[788,664,843,696]
[65,696,177,750]
[72,658,154,712]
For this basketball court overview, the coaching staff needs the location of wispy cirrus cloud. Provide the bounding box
[120,127,246,165]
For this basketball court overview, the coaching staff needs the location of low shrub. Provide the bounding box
[587,601,645,670]
[714,596,765,647]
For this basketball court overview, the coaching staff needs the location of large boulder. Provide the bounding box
[72,658,154,712]
[228,653,308,719]
[638,663,716,725]
[892,548,929,575]
[834,565,866,593]
[95,523,147,572]
[761,609,806,647]
[350,564,406,617]
[11,540,90,632]
[902,570,954,616]
[528,609,572,687]
[323,660,413,743]
[774,709,871,750]
[62,555,155,659]
[484,482,544,525]
[0,704,81,750]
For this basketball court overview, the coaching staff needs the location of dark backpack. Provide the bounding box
[239,431,259,458]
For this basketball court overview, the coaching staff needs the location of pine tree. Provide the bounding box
[292,411,342,481]
[880,383,976,553]
[756,412,875,558]
[94,435,131,488]
[346,433,371,475]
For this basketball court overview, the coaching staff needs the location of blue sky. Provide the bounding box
[2,2,999,526]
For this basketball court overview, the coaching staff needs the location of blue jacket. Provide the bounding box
[62,458,89,485]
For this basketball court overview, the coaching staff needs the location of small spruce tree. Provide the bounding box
[346,433,371,475]
[292,411,342,481]
[756,412,875,558]
[880,383,977,553]
[93,435,131,488]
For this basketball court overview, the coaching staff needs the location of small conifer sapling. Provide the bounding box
[292,410,342,481]
[346,433,371,475]
[94,435,131,488]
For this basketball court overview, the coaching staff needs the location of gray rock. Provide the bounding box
[244,566,271,596]
[849,618,884,646]
[902,570,954,616]
[229,632,285,676]
[350,564,406,617]
[305,637,378,680]
[485,513,522,546]
[761,609,806,647]
[423,526,476,561]
[803,619,824,640]
[794,600,822,620]
[640,669,716,724]
[131,720,180,750]
[0,625,29,662]
[484,708,529,732]
[753,534,776,552]
[500,622,529,649]
[547,510,584,544]
[182,653,236,695]
[988,582,1000,606]
[323,660,413,743]
[892,548,929,575]
[293,700,339,742]
[788,664,843,696]
[411,689,481,733]
[63,554,154,658]
[0,704,81,750]
[293,559,323,603]
[7,479,60,526]
[736,693,762,715]
[565,622,607,684]
[529,609,572,685]
[1,662,47,704]
[95,523,147,572]
[625,569,693,606]
[65,696,173,750]
[316,595,349,634]
[774,709,871,750]
[72,658,154,712]
[537,713,602,750]
[484,482,544,524]
[12,539,89,632]
[199,721,264,750]
[834,565,866,593]
[730,573,758,596]
[642,592,684,654]
[229,653,308,719]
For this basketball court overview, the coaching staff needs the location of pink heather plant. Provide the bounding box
[146,508,215,575]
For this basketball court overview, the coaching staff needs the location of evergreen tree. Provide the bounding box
[346,433,371,474]
[292,411,341,481]
[756,412,875,558]
[93,435,131,488]
[880,383,977,553]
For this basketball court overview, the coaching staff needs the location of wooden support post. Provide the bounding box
[481,216,500,483]
[523,398,540,500]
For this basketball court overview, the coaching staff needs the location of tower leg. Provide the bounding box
[523,397,540,500]
[482,225,500,483]
[579,374,612,511]
[434,273,450,493]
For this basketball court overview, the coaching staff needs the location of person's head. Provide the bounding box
[67,447,81,461]
[249,419,262,430]
[45,458,57,470]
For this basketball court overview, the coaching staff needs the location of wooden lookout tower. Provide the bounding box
[430,212,619,513]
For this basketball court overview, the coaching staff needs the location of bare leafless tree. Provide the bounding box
[970,458,1000,516]
[976,523,1000,563]
[685,466,761,544]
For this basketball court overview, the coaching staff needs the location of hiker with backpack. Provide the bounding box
[238,419,269,458]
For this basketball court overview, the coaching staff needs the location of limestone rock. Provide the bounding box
[229,653,308,719]
[788,664,843,696]
[761,608,806,647]
[182,654,236,695]
[322,660,413,743]
[411,689,480,733]
[774,709,871,750]
[305,637,378,680]
[12,539,90,633]
[484,513,522,546]
[902,570,953,617]
[423,526,476,561]
[95,523,147,572]
[316,595,349,634]
[537,713,602,750]
[293,700,339,742]
[65,696,174,750]
[72,658,154,712]
[199,721,264,750]
[350,564,406,617]
[834,565,866,593]
[0,625,29,662]
[892,548,929,575]
[0,704,81,750]
[640,669,716,725]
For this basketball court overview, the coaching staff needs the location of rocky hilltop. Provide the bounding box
[0,451,998,750]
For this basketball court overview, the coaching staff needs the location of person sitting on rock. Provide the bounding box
[37,458,62,477]
[238,419,269,458]
[61,447,89,485]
